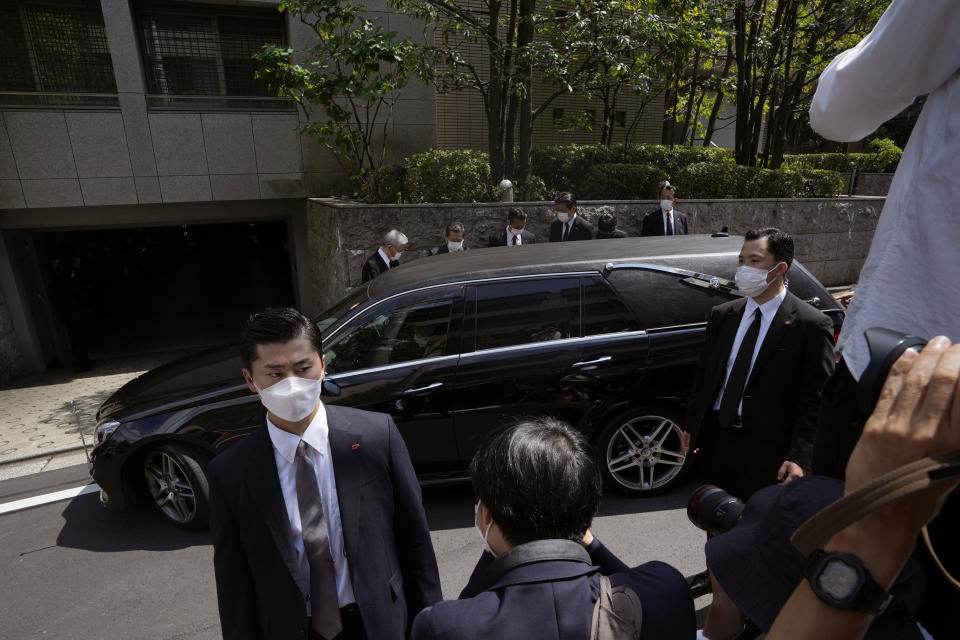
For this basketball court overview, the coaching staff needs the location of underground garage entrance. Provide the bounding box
[36,220,297,368]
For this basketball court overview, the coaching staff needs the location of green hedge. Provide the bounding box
[362,166,403,204]
[674,162,741,198]
[782,137,901,174]
[530,144,615,193]
[610,143,735,176]
[579,163,668,200]
[403,149,493,204]
[800,169,844,197]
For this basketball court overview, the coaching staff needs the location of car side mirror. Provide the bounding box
[322,379,341,397]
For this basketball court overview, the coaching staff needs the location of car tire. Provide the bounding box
[142,443,210,530]
[597,405,691,496]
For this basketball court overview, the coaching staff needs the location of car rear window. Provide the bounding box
[582,276,640,335]
[474,278,581,350]
[607,269,735,329]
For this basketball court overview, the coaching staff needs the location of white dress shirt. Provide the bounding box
[506,226,523,245]
[377,247,392,269]
[267,405,356,611]
[713,288,787,413]
[662,209,675,235]
[809,0,960,380]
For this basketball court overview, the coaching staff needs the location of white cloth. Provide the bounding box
[809,0,960,379]
[267,405,356,611]
[377,247,392,269]
[713,288,787,413]
[506,225,523,245]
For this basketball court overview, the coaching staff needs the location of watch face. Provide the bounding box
[817,559,860,599]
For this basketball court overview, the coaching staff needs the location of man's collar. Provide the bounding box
[746,286,787,317]
[267,402,329,463]
[377,247,391,265]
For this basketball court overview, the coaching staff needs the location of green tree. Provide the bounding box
[255,0,423,187]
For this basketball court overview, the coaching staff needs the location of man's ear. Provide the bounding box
[242,368,258,394]
[319,354,326,381]
[477,502,493,527]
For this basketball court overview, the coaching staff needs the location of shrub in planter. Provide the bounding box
[781,153,853,173]
[514,174,549,201]
[362,166,403,204]
[739,167,806,198]
[800,169,844,197]
[674,162,741,198]
[579,163,668,200]
[612,143,734,176]
[531,144,615,193]
[404,149,493,203]
[863,137,902,172]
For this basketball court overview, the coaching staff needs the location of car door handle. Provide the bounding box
[571,356,612,370]
[402,382,444,396]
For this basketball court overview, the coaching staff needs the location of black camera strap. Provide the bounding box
[791,450,960,590]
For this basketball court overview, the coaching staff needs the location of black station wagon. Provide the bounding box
[91,235,844,528]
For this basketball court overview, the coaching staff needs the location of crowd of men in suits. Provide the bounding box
[359,181,690,285]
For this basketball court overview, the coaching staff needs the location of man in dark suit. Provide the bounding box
[411,418,696,640]
[640,180,690,236]
[550,192,594,241]
[487,207,536,246]
[432,222,467,254]
[682,228,834,500]
[595,212,628,239]
[360,229,407,283]
[209,307,441,640]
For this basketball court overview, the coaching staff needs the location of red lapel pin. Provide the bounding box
[351,443,360,451]
[785,320,792,326]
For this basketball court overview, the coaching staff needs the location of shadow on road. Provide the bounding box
[56,493,210,552]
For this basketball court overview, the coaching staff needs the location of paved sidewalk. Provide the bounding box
[0,351,192,479]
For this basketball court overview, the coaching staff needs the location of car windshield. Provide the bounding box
[314,286,369,336]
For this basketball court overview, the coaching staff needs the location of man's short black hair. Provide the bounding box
[470,417,601,545]
[507,207,527,222]
[554,192,577,209]
[597,212,617,233]
[658,180,677,198]
[445,221,465,236]
[239,307,323,370]
[745,227,794,269]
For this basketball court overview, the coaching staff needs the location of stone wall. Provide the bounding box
[304,197,885,314]
[853,173,895,197]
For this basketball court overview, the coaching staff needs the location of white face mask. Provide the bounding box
[735,264,780,297]
[254,376,321,422]
[447,240,464,252]
[393,251,403,261]
[474,500,497,557]
[556,211,570,223]
[660,199,674,212]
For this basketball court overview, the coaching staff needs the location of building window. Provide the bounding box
[615,111,626,127]
[136,3,288,110]
[0,0,117,107]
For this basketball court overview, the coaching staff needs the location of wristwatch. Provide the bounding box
[803,549,892,615]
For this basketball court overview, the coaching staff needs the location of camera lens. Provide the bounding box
[858,328,927,417]
[687,485,746,537]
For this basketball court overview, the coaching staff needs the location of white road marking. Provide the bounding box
[0,484,100,516]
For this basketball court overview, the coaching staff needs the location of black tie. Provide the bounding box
[562,222,569,241]
[666,212,674,236]
[512,234,518,245]
[717,309,762,428]
[296,441,342,639]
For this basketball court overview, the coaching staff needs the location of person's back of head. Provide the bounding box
[597,212,618,235]
[470,418,601,545]
[382,229,409,248]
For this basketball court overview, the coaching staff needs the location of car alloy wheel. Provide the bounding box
[142,443,209,529]
[599,406,690,496]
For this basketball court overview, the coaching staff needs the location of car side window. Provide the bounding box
[474,278,581,350]
[324,297,454,373]
[607,269,736,329]
[582,276,640,335]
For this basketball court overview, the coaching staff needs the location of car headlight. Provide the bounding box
[96,420,121,444]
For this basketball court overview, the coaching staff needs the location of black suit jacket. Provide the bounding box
[209,405,442,640]
[412,539,695,640]
[684,291,834,494]
[487,229,536,246]
[361,251,398,283]
[640,208,689,236]
[549,215,595,242]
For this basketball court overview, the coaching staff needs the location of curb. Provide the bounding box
[0,442,88,469]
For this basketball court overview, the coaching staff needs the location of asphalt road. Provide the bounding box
[0,466,708,640]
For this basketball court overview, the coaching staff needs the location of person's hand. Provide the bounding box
[680,430,691,453]
[777,460,804,484]
[844,336,960,536]
[835,291,855,308]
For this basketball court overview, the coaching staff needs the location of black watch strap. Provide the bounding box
[804,549,892,615]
